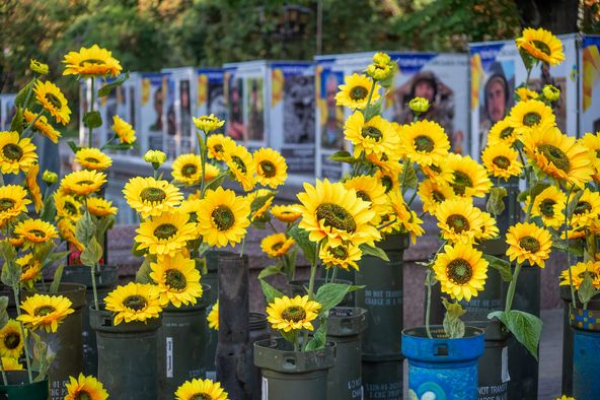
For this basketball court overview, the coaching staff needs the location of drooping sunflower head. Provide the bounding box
[222,141,256,191]
[261,233,295,258]
[14,219,58,249]
[433,243,488,302]
[25,162,43,213]
[516,27,565,66]
[400,120,450,167]
[60,169,107,197]
[23,109,61,143]
[105,282,164,325]
[570,189,600,229]
[508,99,556,137]
[207,301,219,331]
[65,373,109,400]
[87,197,118,217]
[207,134,235,161]
[17,294,74,333]
[0,185,31,225]
[193,114,225,133]
[123,176,183,218]
[486,118,520,147]
[197,187,251,248]
[343,174,391,223]
[580,131,600,182]
[435,197,484,244]
[335,73,381,109]
[136,211,197,257]
[387,190,424,244]
[270,204,302,223]
[418,179,455,215]
[54,192,83,222]
[266,295,321,333]
[253,148,288,189]
[506,222,552,268]
[16,253,42,289]
[319,241,362,271]
[57,218,85,251]
[481,145,523,180]
[445,154,492,198]
[248,189,274,222]
[175,378,230,400]
[75,148,112,171]
[172,154,203,185]
[344,112,399,159]
[515,86,539,102]
[559,261,600,290]
[33,81,71,125]
[112,115,136,144]
[0,320,24,359]
[0,131,38,175]
[63,44,122,77]
[524,185,566,229]
[476,211,499,241]
[374,167,401,195]
[150,253,203,308]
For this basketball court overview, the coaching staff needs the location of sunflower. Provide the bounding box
[55,193,82,221]
[0,131,38,174]
[516,27,565,66]
[197,187,251,248]
[481,145,523,180]
[487,118,520,147]
[178,199,202,224]
[270,204,302,223]
[343,112,399,158]
[33,81,71,125]
[580,132,600,181]
[570,189,600,229]
[418,179,455,215]
[0,320,24,358]
[506,222,552,268]
[421,159,454,185]
[248,189,275,222]
[112,115,136,144]
[0,357,23,372]
[150,253,203,308]
[17,294,74,333]
[14,219,58,249]
[207,134,235,161]
[387,190,424,244]
[559,261,600,290]
[375,169,401,194]
[171,154,202,185]
[508,100,556,137]
[335,73,381,109]
[105,282,163,325]
[445,154,492,198]
[75,148,112,171]
[23,109,61,143]
[86,197,117,217]
[16,254,42,288]
[523,186,566,229]
[261,233,295,258]
[476,211,499,241]
[266,295,321,332]
[123,176,183,218]
[57,218,84,251]
[319,241,362,271]
[400,120,450,166]
[222,142,256,191]
[522,126,594,188]
[175,378,229,400]
[0,185,30,225]
[60,169,106,196]
[193,114,225,133]
[433,243,488,302]
[435,198,484,244]
[343,175,391,222]
[135,211,197,257]
[204,163,221,182]
[25,163,42,213]
[65,373,109,400]
[515,87,539,102]
[63,44,122,77]
[254,148,288,188]
[297,179,380,247]
[207,301,219,331]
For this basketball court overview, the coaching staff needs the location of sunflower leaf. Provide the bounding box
[40,193,57,222]
[80,236,103,268]
[30,331,55,382]
[364,100,383,121]
[136,258,153,284]
[94,215,115,248]
[305,317,327,351]
[251,193,275,214]
[483,254,513,282]
[287,225,316,266]
[205,173,227,192]
[315,283,363,314]
[259,279,283,303]
[67,140,80,154]
[567,190,585,220]
[258,264,283,279]
[359,244,389,261]
[0,297,9,330]
[102,143,133,151]
[578,272,599,308]
[49,263,65,294]
[10,108,23,132]
[83,110,102,129]
[486,187,507,216]
[551,241,584,257]
[328,151,357,165]
[402,161,418,190]
[489,310,542,360]
[75,211,96,245]
[97,72,130,97]
[442,298,466,339]
[14,80,34,108]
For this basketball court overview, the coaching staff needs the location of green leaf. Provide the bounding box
[551,241,584,257]
[43,251,69,268]
[0,240,17,263]
[359,244,389,261]
[135,258,153,284]
[518,182,550,203]
[483,254,513,282]
[259,279,283,303]
[489,310,542,360]
[578,272,599,307]
[305,316,327,351]
[287,225,316,266]
[486,187,507,216]
[80,236,103,267]
[442,298,465,338]
[49,263,65,294]
[75,211,96,244]
[10,107,23,132]
[97,72,130,97]
[14,80,34,108]
[94,215,115,247]
[567,190,585,220]
[0,296,10,330]
[31,242,55,266]
[83,111,103,129]
[30,331,55,382]
[102,143,133,151]
[67,140,80,154]
[40,193,57,222]
[251,192,275,214]
[131,241,146,257]
[402,161,418,189]
[315,283,363,313]
[0,241,20,288]
[205,174,227,192]
[364,100,383,121]
[328,151,357,165]
[258,264,283,279]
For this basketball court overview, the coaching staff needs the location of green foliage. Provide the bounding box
[83,111,103,129]
[486,187,507,216]
[315,283,363,313]
[489,310,542,360]
[0,297,9,330]
[305,316,327,351]
[442,297,466,338]
[259,279,283,303]
[359,244,390,262]
[287,225,316,266]
[578,272,600,308]
[329,151,357,165]
[483,254,513,282]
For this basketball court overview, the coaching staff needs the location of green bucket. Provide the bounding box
[361,355,403,400]
[0,371,49,399]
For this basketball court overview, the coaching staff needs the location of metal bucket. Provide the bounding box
[361,355,403,400]
[203,251,228,381]
[0,371,49,399]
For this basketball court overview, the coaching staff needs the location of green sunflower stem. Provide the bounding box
[88,77,95,148]
[331,266,338,283]
[199,130,208,198]
[362,80,377,121]
[303,241,321,351]
[22,77,37,111]
[564,186,576,310]
[400,157,412,195]
[21,109,45,138]
[0,356,7,386]
[504,263,523,313]
[12,287,33,384]
[91,264,99,310]
[425,269,433,339]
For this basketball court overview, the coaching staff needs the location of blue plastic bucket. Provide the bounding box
[571,307,600,399]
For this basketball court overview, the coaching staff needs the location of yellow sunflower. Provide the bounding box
[112,115,136,144]
[23,109,61,143]
[14,219,58,249]
[207,134,235,161]
[105,282,163,325]
[222,142,256,191]
[523,186,566,229]
[506,222,552,268]
[175,378,229,400]
[559,261,600,290]
[207,301,219,331]
[343,112,399,158]
[0,320,24,358]
[248,189,273,221]
[193,114,225,133]
[0,185,30,225]
[16,254,42,288]
[570,189,600,229]
[0,131,38,174]
[476,211,499,241]
[516,27,565,66]
[63,44,122,77]
[178,198,202,223]
[197,187,251,248]
[343,175,391,223]
[515,87,539,102]
[375,168,401,194]
[150,253,203,308]
[508,100,556,137]
[75,148,112,171]
[319,241,362,271]
[55,193,82,221]
[421,159,454,185]
[387,190,424,244]
[400,120,450,166]
[57,218,85,251]
[25,163,42,213]
[60,169,106,196]
[481,145,523,180]
[33,80,71,125]
[171,154,201,185]
[580,132,600,181]
[445,154,492,198]
[433,243,488,302]
[418,179,455,215]
[261,233,295,258]
[266,295,321,332]
[123,176,183,218]
[435,198,484,244]
[254,148,288,189]
[335,73,381,109]
[0,357,23,372]
[522,126,594,188]
[86,197,117,217]
[65,373,109,400]
[270,204,302,223]
[204,163,221,182]
[297,179,380,247]
[17,294,74,333]
[487,118,520,147]
[135,211,197,257]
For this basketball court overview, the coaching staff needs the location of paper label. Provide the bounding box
[166,337,173,378]
[501,346,510,383]
[262,376,268,400]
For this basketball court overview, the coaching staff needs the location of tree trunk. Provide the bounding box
[513,0,579,33]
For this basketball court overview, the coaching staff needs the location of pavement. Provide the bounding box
[538,308,563,400]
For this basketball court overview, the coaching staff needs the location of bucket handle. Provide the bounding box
[434,344,449,357]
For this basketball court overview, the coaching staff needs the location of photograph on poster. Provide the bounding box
[530,64,567,131]
[227,76,245,140]
[581,36,600,135]
[207,80,226,133]
[165,78,177,159]
[319,69,345,150]
[246,77,265,141]
[3,98,15,131]
[141,75,165,152]
[283,74,315,145]
[180,80,192,138]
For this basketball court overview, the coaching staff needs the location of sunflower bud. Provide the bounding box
[144,150,167,170]
[42,170,58,184]
[193,114,225,133]
[409,97,430,114]
[30,59,49,75]
[542,85,560,102]
[372,52,391,66]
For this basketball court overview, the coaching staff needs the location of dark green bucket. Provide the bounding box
[361,355,403,400]
[248,313,271,400]
[475,320,511,400]
[159,283,211,399]
[0,371,49,399]
[90,308,162,400]
[254,338,336,400]
[61,265,119,376]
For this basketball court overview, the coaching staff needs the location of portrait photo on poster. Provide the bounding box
[246,77,265,141]
[227,76,245,141]
[319,69,345,150]
[283,74,315,145]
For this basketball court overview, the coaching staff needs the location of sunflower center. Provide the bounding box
[355,190,371,203]
[0,198,16,212]
[523,112,541,127]
[537,144,571,172]
[414,135,434,153]
[500,127,514,139]
[153,223,178,240]
[492,156,511,170]
[64,201,79,215]
[451,171,473,196]
[44,93,62,109]
[361,126,383,142]
[519,235,540,253]
[429,164,442,174]
[315,203,357,233]
[539,199,556,217]
[74,390,92,400]
[165,269,187,291]
[2,144,23,161]
[349,86,368,100]
[578,271,599,280]
[213,144,224,154]
[431,191,446,204]
[182,164,198,177]
[123,295,147,311]
[330,245,349,259]
[446,214,470,233]
[4,332,20,350]
[231,156,247,173]
[380,176,392,193]
[34,305,55,316]
[79,58,106,66]
[271,241,284,252]
[212,205,235,231]
[532,40,551,56]
[141,187,167,203]
[259,160,277,177]
[282,306,306,322]
[574,201,592,215]
[446,259,473,285]
[190,393,212,400]
[84,157,99,164]
[76,180,95,186]
[29,229,47,238]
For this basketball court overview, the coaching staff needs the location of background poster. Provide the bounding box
[140,73,166,154]
[164,76,178,160]
[196,69,226,135]
[225,72,245,141]
[0,94,16,131]
[580,35,600,135]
